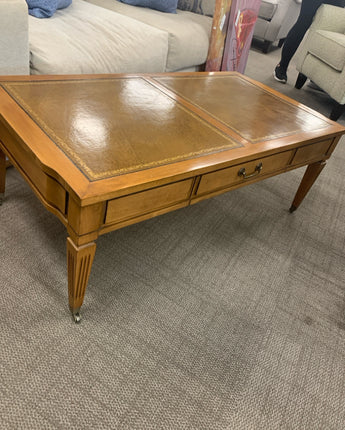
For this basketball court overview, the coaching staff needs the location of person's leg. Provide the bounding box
[281,0,345,68]
[325,0,345,7]
[275,0,345,83]
[274,0,323,82]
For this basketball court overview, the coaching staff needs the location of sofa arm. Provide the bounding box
[0,0,30,75]
[202,0,216,16]
[311,4,345,33]
[262,0,301,43]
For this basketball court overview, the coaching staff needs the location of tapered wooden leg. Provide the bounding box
[330,102,345,122]
[0,148,6,205]
[289,161,326,212]
[67,237,96,323]
[278,38,285,48]
[262,40,272,54]
[295,73,307,89]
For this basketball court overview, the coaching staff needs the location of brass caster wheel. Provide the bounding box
[72,312,81,324]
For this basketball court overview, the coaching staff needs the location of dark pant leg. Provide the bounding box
[326,0,345,6]
[279,0,323,72]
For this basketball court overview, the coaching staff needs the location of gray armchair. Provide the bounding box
[253,0,301,53]
[295,4,345,121]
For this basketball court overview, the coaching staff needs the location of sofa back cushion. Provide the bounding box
[177,0,215,16]
[27,0,72,18]
[119,0,178,13]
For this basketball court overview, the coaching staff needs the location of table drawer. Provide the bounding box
[196,151,293,197]
[105,178,194,224]
[291,139,332,165]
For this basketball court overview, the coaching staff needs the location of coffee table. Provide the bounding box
[0,72,344,322]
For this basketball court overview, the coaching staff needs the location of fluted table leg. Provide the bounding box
[67,237,96,323]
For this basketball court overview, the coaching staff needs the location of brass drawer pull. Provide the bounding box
[238,162,263,179]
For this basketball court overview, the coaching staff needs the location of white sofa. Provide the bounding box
[0,0,215,76]
[253,0,301,53]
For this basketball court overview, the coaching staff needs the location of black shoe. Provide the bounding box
[273,65,287,83]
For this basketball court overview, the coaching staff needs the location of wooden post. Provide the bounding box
[205,0,233,71]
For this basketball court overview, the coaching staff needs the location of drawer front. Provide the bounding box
[291,139,332,165]
[196,151,293,197]
[106,179,194,225]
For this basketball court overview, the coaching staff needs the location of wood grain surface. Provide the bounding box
[1,72,344,319]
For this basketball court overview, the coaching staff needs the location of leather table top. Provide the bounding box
[1,73,332,182]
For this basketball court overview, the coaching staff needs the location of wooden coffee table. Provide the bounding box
[0,72,344,322]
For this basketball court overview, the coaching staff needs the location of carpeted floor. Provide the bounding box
[0,46,344,429]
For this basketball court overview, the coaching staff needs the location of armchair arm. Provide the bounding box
[0,0,30,75]
[296,4,345,72]
[311,4,345,33]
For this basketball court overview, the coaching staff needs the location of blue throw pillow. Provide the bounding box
[119,0,178,13]
[27,0,72,18]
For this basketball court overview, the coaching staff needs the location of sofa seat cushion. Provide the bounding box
[258,0,278,21]
[309,30,345,72]
[29,0,169,74]
[86,0,212,72]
